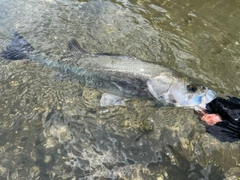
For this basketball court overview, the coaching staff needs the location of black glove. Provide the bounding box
[204,97,240,142]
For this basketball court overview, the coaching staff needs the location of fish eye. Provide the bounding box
[186,84,197,92]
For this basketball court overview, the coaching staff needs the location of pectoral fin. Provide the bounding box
[100,93,129,107]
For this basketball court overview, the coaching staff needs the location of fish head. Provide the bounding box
[166,80,216,110]
[147,75,216,110]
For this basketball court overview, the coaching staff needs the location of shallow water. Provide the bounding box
[0,0,240,179]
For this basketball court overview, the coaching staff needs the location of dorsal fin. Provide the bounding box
[67,38,88,55]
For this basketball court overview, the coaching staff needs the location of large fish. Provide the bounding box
[1,32,216,110]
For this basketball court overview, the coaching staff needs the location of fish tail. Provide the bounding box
[1,31,34,60]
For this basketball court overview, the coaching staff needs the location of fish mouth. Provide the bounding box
[194,89,216,111]
[203,89,216,104]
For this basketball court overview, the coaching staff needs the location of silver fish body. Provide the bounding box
[2,33,216,110]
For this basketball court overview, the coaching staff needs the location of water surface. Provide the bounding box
[0,0,240,179]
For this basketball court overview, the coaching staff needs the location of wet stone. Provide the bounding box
[45,137,57,149]
[44,155,52,163]
[0,129,8,146]
[82,87,102,108]
[29,166,40,179]
[0,166,8,177]
[0,176,7,180]
[13,147,23,156]
[30,150,37,162]
[74,167,85,177]
[137,116,154,132]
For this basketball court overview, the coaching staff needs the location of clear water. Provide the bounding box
[0,0,240,179]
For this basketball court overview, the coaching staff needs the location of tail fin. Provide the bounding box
[1,31,34,60]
